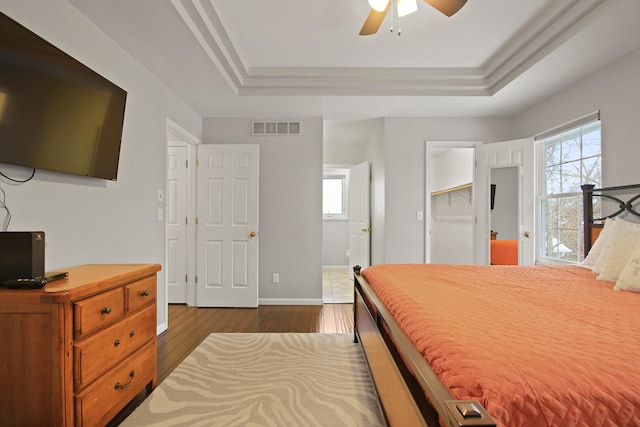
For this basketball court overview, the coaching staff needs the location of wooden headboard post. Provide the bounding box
[582,183,640,258]
[582,184,596,259]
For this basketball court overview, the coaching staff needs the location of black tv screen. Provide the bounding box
[0,11,127,181]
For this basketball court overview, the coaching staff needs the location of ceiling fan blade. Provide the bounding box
[359,1,391,36]
[422,0,467,17]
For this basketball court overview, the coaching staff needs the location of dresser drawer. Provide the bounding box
[74,288,124,338]
[75,341,156,427]
[125,275,156,313]
[74,304,156,390]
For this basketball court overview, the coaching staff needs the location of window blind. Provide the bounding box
[534,111,600,141]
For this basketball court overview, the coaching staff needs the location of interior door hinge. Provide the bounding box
[185,274,188,283]
[185,217,188,225]
[196,158,200,167]
[196,217,199,225]
[195,276,198,284]
[185,159,188,168]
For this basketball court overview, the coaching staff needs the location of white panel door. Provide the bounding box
[196,144,259,307]
[167,146,188,303]
[349,161,371,269]
[476,138,535,265]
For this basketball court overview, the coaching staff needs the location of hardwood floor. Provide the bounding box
[109,303,354,425]
[158,303,354,382]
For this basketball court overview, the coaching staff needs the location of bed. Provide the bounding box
[354,183,640,427]
[490,239,518,265]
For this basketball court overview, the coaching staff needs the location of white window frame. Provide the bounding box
[535,111,601,265]
[323,167,349,220]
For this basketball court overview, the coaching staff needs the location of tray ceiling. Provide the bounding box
[69,0,640,119]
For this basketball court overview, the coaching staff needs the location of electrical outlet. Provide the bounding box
[272,273,279,283]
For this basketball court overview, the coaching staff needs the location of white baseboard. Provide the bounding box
[157,322,167,335]
[259,298,323,306]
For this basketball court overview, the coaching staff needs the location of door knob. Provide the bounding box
[249,231,256,237]
[361,227,371,233]
[524,231,531,238]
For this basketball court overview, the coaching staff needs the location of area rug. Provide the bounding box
[121,333,386,426]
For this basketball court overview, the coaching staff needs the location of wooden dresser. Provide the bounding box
[0,263,161,427]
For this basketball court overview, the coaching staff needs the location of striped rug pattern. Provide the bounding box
[121,333,386,426]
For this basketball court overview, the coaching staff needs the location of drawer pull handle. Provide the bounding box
[101,306,112,315]
[115,370,135,391]
[114,339,120,347]
[129,330,135,338]
[141,290,150,297]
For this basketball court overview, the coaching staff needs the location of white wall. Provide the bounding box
[513,47,640,187]
[430,148,474,193]
[203,118,323,303]
[323,119,378,165]
[431,192,474,264]
[0,0,203,333]
[322,220,349,266]
[323,144,366,166]
[381,118,512,263]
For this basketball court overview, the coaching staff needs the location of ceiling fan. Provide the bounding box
[359,0,467,36]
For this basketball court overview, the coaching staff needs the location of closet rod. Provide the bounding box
[430,183,472,197]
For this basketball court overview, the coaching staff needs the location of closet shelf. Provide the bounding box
[430,183,472,197]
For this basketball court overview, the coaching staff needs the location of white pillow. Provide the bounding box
[582,218,616,271]
[615,240,640,292]
[597,218,640,282]
[593,219,622,274]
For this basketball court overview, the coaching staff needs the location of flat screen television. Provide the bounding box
[0,11,127,181]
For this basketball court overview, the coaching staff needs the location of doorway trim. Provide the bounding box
[475,138,535,266]
[165,118,200,314]
[425,140,481,263]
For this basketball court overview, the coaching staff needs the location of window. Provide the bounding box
[323,168,349,220]
[537,113,601,263]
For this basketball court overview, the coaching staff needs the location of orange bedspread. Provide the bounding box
[362,264,640,426]
[491,240,518,265]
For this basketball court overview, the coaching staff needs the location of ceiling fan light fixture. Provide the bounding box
[397,0,418,17]
[360,0,465,36]
[368,0,389,12]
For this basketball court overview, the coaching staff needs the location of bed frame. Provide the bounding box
[354,183,640,427]
[582,183,640,257]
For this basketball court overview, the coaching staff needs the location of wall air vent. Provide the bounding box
[252,121,302,136]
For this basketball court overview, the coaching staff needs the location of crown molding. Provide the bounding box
[171,0,606,97]
[482,0,606,93]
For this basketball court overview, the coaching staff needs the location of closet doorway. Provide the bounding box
[425,141,480,264]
